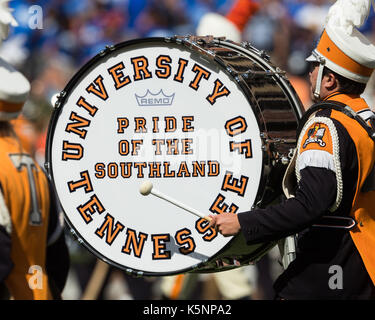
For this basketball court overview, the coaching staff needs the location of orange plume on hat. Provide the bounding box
[226,0,259,32]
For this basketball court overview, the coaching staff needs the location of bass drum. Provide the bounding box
[45,36,303,276]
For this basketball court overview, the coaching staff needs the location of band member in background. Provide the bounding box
[209,0,375,299]
[0,1,69,299]
[196,0,259,42]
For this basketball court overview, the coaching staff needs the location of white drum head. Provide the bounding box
[47,39,264,275]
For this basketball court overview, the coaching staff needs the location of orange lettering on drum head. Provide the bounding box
[95,213,125,245]
[195,218,217,242]
[152,139,165,155]
[118,140,129,156]
[62,141,83,161]
[209,194,239,215]
[148,162,162,178]
[120,162,132,178]
[86,75,108,101]
[65,111,91,139]
[221,171,249,197]
[156,55,172,79]
[167,139,179,155]
[95,163,105,179]
[134,117,147,133]
[165,116,177,132]
[107,62,131,89]
[175,228,196,255]
[177,161,190,177]
[122,228,148,258]
[206,79,231,105]
[131,140,143,156]
[230,140,253,158]
[117,117,129,133]
[67,170,93,193]
[225,116,248,137]
[173,58,188,83]
[152,234,171,260]
[76,194,105,224]
[76,96,98,116]
[163,162,176,177]
[189,63,211,90]
[131,56,152,81]
[133,162,147,178]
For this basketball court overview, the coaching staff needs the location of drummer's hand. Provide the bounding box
[208,213,241,237]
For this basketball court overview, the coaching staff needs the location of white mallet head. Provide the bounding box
[139,180,153,196]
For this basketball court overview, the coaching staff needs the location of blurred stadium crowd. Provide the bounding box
[2,0,375,300]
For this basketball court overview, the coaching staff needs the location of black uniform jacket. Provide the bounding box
[238,108,375,299]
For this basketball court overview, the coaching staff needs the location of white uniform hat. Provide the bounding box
[196,0,259,43]
[0,57,30,120]
[196,12,242,43]
[0,0,30,120]
[306,0,375,98]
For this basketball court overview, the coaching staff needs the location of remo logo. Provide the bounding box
[47,39,264,275]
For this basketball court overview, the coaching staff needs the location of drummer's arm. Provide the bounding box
[236,166,337,244]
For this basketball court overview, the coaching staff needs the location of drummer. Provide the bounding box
[209,0,375,299]
[0,2,70,299]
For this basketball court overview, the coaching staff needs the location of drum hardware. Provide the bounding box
[99,44,116,57]
[312,216,356,230]
[123,268,144,277]
[53,90,66,109]
[271,154,290,166]
[280,156,290,165]
[260,135,296,145]
[259,50,271,61]
[69,227,84,245]
[44,161,50,171]
[172,35,217,61]
[288,148,295,159]
[240,41,271,61]
[279,235,297,270]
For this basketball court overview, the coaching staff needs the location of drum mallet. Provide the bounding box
[139,180,211,222]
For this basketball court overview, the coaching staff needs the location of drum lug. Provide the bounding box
[69,227,84,245]
[280,156,290,165]
[54,91,66,109]
[259,50,271,61]
[240,42,271,62]
[44,161,50,174]
[99,45,115,57]
[240,41,252,49]
[241,69,286,80]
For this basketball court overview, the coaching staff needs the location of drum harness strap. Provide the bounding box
[280,101,375,270]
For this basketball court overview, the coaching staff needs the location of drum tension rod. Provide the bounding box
[240,68,286,80]
[171,35,220,61]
